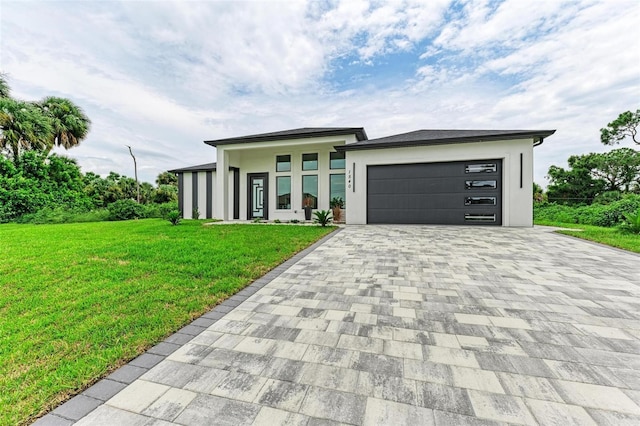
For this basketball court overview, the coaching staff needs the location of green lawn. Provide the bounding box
[535,221,640,254]
[0,220,334,426]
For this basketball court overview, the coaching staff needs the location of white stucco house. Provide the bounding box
[169,127,555,226]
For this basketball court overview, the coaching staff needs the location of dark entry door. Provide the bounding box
[248,173,268,220]
[367,160,502,225]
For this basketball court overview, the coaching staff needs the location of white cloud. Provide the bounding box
[1,0,638,189]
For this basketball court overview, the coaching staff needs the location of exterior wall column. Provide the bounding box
[215,148,229,220]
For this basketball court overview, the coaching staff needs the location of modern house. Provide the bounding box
[169,127,555,226]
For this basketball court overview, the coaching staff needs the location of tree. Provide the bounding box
[0,77,90,162]
[591,148,640,192]
[0,74,10,98]
[533,182,546,203]
[156,171,178,186]
[601,109,640,146]
[546,154,605,204]
[39,96,91,151]
[0,97,53,161]
[0,151,92,221]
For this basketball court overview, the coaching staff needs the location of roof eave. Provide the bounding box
[336,131,556,152]
[205,128,367,147]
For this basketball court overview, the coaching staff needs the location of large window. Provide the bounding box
[276,176,291,209]
[302,175,318,209]
[330,174,345,207]
[302,153,318,171]
[330,151,345,169]
[276,155,291,172]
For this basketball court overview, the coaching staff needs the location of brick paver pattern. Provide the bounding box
[53,226,640,425]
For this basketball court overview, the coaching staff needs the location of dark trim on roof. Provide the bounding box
[204,127,367,147]
[335,130,556,152]
[168,162,217,173]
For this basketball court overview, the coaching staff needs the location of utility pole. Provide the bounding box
[126,145,140,203]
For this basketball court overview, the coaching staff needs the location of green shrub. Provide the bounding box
[593,191,622,204]
[534,203,580,224]
[595,195,640,227]
[16,207,110,224]
[535,194,640,227]
[313,210,333,227]
[620,209,640,234]
[166,210,181,226]
[141,202,179,219]
[107,199,144,221]
[192,207,200,219]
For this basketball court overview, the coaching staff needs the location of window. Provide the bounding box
[276,176,291,209]
[464,197,497,206]
[465,213,496,222]
[302,175,318,209]
[465,163,497,173]
[465,180,497,189]
[330,174,345,207]
[276,155,291,172]
[302,153,318,171]
[330,151,346,169]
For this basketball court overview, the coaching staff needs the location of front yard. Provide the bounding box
[0,220,334,426]
[535,220,640,254]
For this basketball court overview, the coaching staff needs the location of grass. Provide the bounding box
[0,219,334,426]
[535,220,640,254]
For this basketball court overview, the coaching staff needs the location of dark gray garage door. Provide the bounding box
[367,160,502,225]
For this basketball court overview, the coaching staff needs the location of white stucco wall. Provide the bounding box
[216,135,354,221]
[196,172,206,219]
[345,139,535,227]
[182,172,192,219]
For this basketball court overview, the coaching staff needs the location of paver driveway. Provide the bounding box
[48,226,640,425]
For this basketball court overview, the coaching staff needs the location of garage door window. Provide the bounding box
[465,163,497,173]
[464,196,496,206]
[302,175,318,208]
[465,213,496,222]
[465,180,497,189]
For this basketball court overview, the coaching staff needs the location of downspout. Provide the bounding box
[533,137,544,147]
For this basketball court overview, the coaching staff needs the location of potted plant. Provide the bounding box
[330,197,344,223]
[302,195,314,220]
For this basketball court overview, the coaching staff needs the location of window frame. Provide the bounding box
[302,153,318,171]
[276,154,291,172]
[276,176,291,210]
[302,174,318,209]
[330,151,346,170]
[329,173,346,208]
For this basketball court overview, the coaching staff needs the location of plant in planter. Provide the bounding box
[302,195,314,220]
[313,209,333,227]
[330,197,344,223]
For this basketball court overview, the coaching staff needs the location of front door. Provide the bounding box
[247,173,268,220]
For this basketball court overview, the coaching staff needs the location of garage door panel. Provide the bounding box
[367,160,502,225]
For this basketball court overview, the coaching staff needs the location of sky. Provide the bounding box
[1,0,639,186]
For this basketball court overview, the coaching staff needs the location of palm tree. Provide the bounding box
[39,97,90,151]
[0,74,10,98]
[0,97,53,161]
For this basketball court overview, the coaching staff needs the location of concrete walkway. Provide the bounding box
[39,226,640,425]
